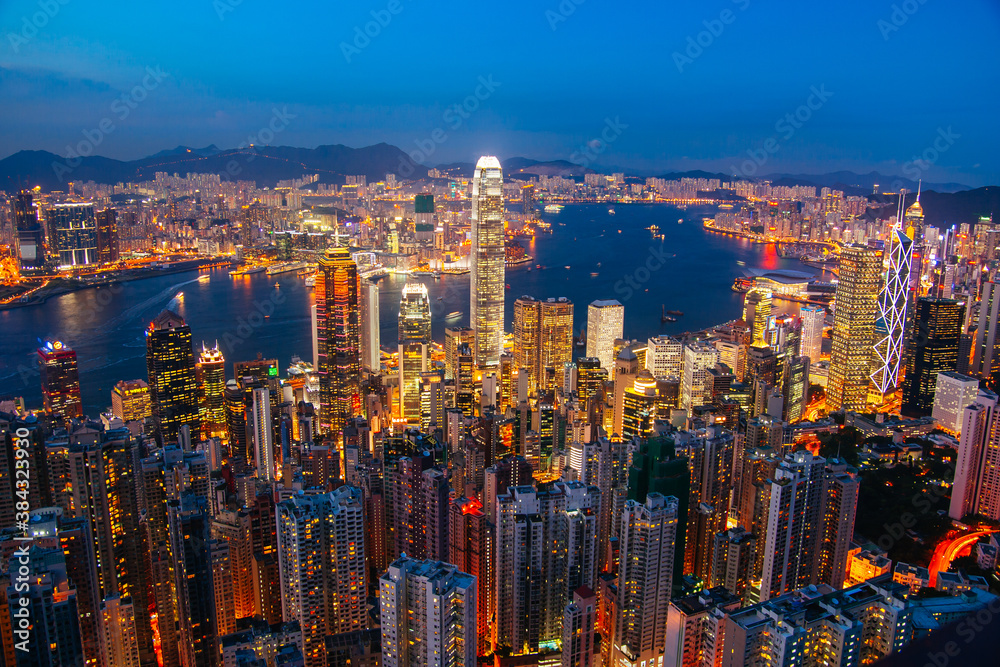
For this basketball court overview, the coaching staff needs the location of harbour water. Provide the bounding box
[0,203,807,413]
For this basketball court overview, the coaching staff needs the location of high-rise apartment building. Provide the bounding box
[587,299,625,374]
[949,389,1000,521]
[379,556,477,667]
[931,371,980,434]
[145,310,200,443]
[827,244,883,412]
[398,282,431,426]
[316,247,361,436]
[38,340,83,419]
[471,156,505,368]
[646,334,683,380]
[359,277,381,372]
[276,487,367,667]
[612,492,679,667]
[44,202,98,266]
[972,277,1000,390]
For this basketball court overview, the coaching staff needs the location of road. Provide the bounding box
[928,529,997,586]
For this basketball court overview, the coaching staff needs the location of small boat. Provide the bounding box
[175,292,184,301]
[590,272,599,278]
[527,267,532,272]
[564,266,571,270]
[274,282,280,288]
[678,218,683,224]
[437,296,444,301]
[446,311,462,320]
[198,275,210,282]
[608,208,616,215]
[506,284,511,290]
[736,260,746,266]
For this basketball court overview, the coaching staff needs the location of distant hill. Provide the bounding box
[434,157,595,180]
[761,170,969,194]
[0,143,428,190]
[869,186,999,227]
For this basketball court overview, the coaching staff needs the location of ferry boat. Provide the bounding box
[608,208,616,215]
[732,277,753,293]
[230,266,266,277]
[590,272,599,277]
[543,204,564,213]
[446,311,462,320]
[304,275,316,287]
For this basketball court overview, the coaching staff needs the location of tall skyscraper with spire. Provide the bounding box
[870,195,914,405]
[316,247,361,437]
[470,155,505,368]
[398,282,431,426]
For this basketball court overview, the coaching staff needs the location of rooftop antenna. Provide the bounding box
[916,179,921,203]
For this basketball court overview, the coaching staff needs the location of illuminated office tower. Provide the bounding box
[38,340,83,419]
[224,379,248,456]
[196,343,227,439]
[359,277,381,371]
[499,351,516,412]
[782,355,809,423]
[827,244,883,412]
[456,342,476,418]
[249,386,275,481]
[870,207,914,403]
[646,335,683,380]
[234,356,280,407]
[612,349,640,439]
[901,298,964,416]
[13,189,46,269]
[316,247,361,435]
[931,371,980,435]
[146,309,200,443]
[449,496,495,655]
[743,288,772,346]
[398,282,431,426]
[612,493,678,667]
[494,481,601,654]
[972,277,1000,390]
[44,202,97,266]
[96,207,119,263]
[276,487,367,667]
[682,342,720,412]
[470,155,505,368]
[380,556,477,667]
[100,596,141,667]
[905,182,925,243]
[799,304,825,363]
[621,370,657,440]
[949,389,1000,521]
[562,588,597,667]
[576,357,606,416]
[514,295,574,394]
[587,299,625,374]
[111,379,152,423]
[445,327,475,381]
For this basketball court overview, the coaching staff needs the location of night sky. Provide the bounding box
[2,0,998,185]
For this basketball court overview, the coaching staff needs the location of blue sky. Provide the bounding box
[2,0,998,185]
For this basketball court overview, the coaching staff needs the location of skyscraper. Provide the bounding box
[612,492,678,667]
[870,208,914,402]
[276,487,367,667]
[470,155,505,368]
[901,298,964,416]
[196,343,227,439]
[827,244,883,412]
[145,310,200,443]
[445,326,475,381]
[931,371,980,434]
[799,304,825,364]
[359,277,381,372]
[398,282,431,426]
[972,276,1000,390]
[38,340,83,419]
[13,189,46,269]
[96,207,120,264]
[950,389,1000,521]
[111,379,152,424]
[743,288,772,347]
[316,247,361,436]
[514,295,574,394]
[44,202,98,266]
[587,299,625,374]
[379,556,477,667]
